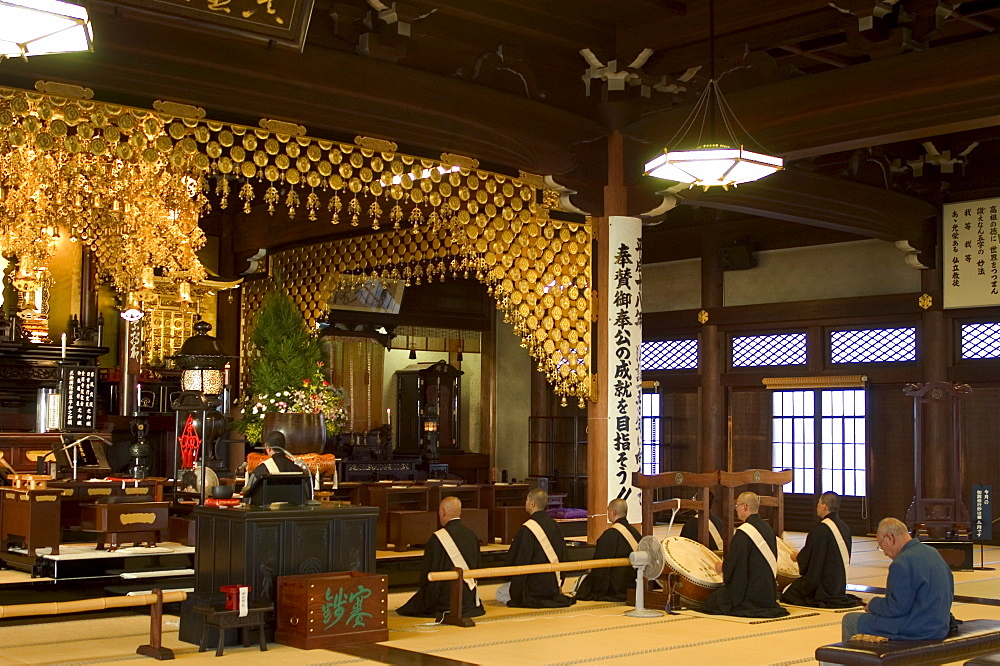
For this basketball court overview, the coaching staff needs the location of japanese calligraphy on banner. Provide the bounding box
[114,0,315,50]
[605,216,642,522]
[943,197,1000,309]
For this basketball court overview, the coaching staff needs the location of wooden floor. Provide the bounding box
[2,531,999,665]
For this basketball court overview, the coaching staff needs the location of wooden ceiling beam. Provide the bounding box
[425,0,614,52]
[0,10,606,176]
[639,6,848,77]
[776,43,854,67]
[626,32,1000,161]
[673,169,936,245]
[626,1,839,56]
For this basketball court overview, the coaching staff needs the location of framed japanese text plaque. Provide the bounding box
[943,197,1000,309]
[106,0,315,51]
[62,366,98,431]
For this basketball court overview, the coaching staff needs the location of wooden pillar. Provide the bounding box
[700,232,726,472]
[216,210,241,386]
[920,268,952,504]
[481,311,496,473]
[79,248,99,328]
[587,131,625,542]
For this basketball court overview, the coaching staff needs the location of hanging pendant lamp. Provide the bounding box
[644,0,782,190]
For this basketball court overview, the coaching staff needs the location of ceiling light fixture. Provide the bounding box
[644,0,782,190]
[0,0,93,59]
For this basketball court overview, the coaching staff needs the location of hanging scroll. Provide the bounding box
[604,216,642,521]
[943,197,1000,309]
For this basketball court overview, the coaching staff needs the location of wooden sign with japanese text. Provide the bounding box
[110,0,315,51]
[62,366,98,431]
[943,198,1000,309]
[275,571,388,649]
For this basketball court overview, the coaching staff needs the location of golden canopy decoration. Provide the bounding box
[0,81,592,405]
[0,83,208,305]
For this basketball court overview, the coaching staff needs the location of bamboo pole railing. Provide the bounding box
[428,557,631,582]
[0,589,185,660]
[429,557,636,627]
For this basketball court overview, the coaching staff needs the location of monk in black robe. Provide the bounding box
[504,487,575,608]
[781,491,862,608]
[679,492,726,551]
[575,498,642,601]
[701,491,789,618]
[397,496,485,618]
[242,431,302,498]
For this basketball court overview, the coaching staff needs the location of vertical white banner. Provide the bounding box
[943,198,1000,309]
[605,216,642,522]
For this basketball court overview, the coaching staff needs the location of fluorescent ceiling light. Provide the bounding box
[0,0,93,59]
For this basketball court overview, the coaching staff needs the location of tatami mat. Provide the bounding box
[2,536,1000,665]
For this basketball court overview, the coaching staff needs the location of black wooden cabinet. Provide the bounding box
[395,360,463,455]
[178,504,378,644]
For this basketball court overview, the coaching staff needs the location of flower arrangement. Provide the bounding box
[242,362,349,443]
[236,279,349,442]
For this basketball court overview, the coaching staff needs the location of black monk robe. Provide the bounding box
[575,518,642,602]
[679,512,726,551]
[781,512,862,608]
[397,518,485,618]
[701,514,789,618]
[506,510,575,608]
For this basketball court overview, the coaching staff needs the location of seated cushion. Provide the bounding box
[815,620,1000,665]
[547,507,588,519]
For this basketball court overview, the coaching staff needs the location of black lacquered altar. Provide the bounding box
[178,503,378,644]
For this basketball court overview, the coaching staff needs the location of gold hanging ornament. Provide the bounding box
[329,194,342,224]
[264,185,279,214]
[349,195,360,226]
[0,81,595,405]
[306,191,320,221]
[285,188,299,217]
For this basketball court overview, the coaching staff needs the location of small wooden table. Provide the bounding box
[194,603,273,657]
[79,501,169,551]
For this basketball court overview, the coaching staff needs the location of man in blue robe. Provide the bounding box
[840,517,954,641]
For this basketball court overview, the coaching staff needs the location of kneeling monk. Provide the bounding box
[781,491,861,608]
[701,491,789,618]
[397,496,485,618]
[574,498,641,602]
[504,488,575,608]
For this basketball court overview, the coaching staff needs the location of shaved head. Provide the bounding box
[608,498,628,520]
[527,487,548,513]
[440,496,462,520]
[820,491,840,513]
[738,491,760,513]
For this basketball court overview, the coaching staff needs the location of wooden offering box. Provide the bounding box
[275,571,387,650]
[79,501,169,551]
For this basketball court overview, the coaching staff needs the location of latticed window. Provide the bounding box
[961,322,1000,359]
[772,389,866,496]
[732,333,807,367]
[641,339,698,370]
[830,327,916,363]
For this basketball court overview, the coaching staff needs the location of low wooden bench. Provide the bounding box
[815,620,1000,665]
[387,510,437,551]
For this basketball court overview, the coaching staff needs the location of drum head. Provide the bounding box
[777,537,800,578]
[661,536,723,587]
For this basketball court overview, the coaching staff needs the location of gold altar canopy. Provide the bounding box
[0,81,592,404]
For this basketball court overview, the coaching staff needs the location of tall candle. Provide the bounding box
[386,408,391,427]
[61,333,67,359]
